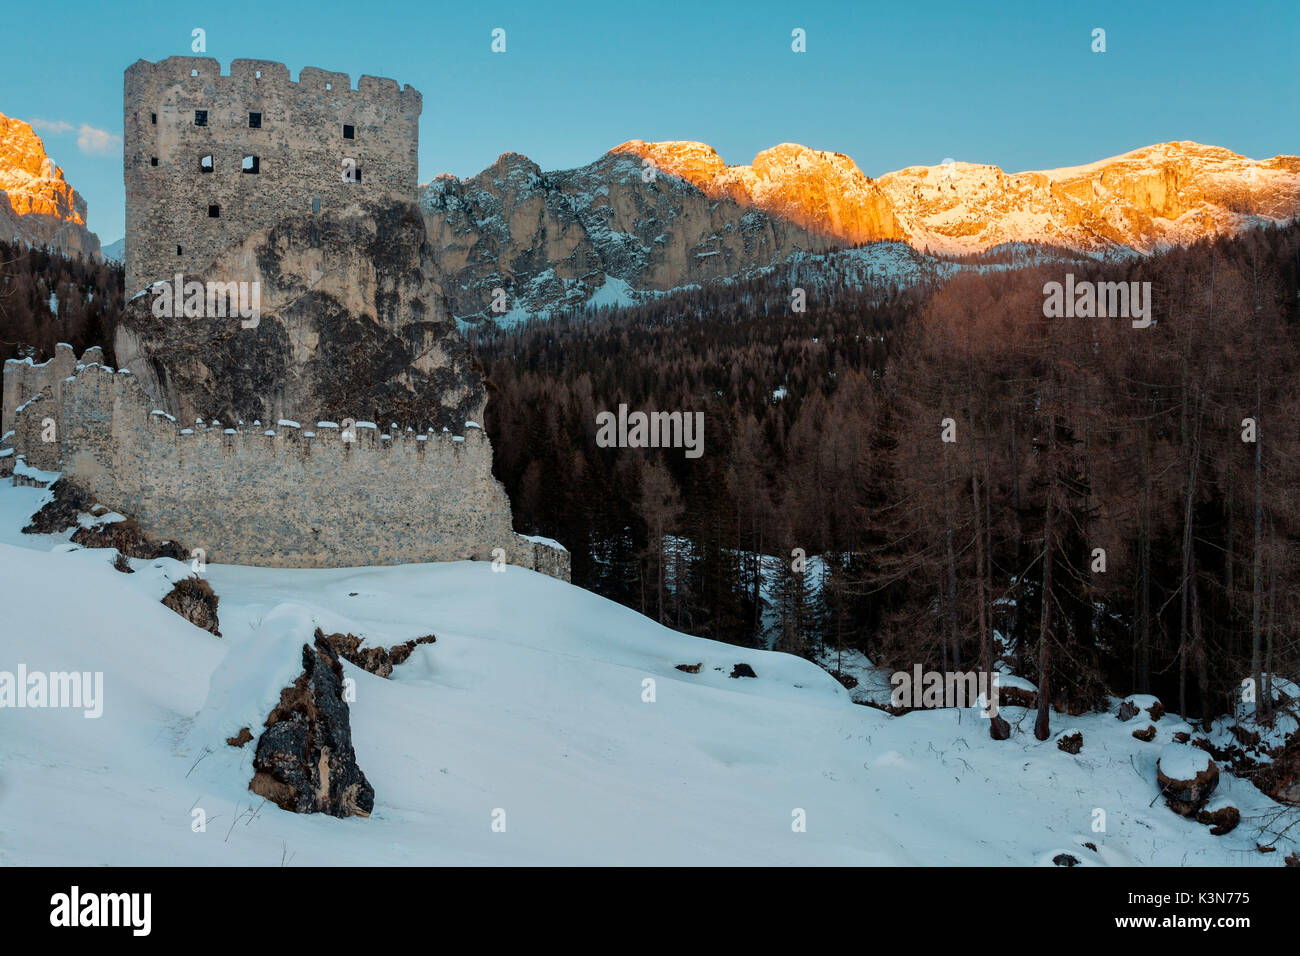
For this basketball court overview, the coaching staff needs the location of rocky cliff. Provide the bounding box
[113,199,484,431]
[419,149,839,323]
[0,112,101,258]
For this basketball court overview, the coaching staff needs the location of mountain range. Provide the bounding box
[420,140,1300,323]
[1,112,1296,322]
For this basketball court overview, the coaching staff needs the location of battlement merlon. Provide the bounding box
[123,57,422,112]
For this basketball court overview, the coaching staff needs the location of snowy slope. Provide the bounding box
[0,481,1292,866]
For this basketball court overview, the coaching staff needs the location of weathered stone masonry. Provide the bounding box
[2,347,568,578]
[124,57,420,293]
[1,59,569,580]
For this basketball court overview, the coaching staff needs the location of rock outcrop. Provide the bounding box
[0,113,101,258]
[161,576,221,637]
[1157,744,1220,817]
[314,627,435,678]
[249,636,374,818]
[113,198,483,432]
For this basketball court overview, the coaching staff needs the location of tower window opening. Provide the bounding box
[242,155,259,174]
[200,154,214,173]
[208,204,220,218]
[343,124,354,139]
[194,110,208,127]
[249,111,262,129]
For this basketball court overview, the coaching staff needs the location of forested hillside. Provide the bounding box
[477,223,1300,728]
[0,238,122,364]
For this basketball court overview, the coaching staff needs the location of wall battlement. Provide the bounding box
[124,56,421,292]
[2,351,569,579]
[124,57,423,110]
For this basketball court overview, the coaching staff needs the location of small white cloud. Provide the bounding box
[30,119,74,134]
[76,124,122,156]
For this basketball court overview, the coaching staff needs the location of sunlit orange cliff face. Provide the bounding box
[611,139,1300,255]
[610,140,905,245]
[0,112,100,257]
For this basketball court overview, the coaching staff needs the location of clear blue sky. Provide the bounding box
[5,0,1297,243]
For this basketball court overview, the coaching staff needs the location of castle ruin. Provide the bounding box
[124,57,420,293]
[2,58,569,581]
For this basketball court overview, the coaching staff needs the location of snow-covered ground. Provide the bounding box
[0,480,1293,866]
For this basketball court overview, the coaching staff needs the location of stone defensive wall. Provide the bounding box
[2,348,568,580]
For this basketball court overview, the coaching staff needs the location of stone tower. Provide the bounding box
[122,57,420,293]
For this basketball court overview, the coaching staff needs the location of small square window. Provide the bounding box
[311,197,320,214]
[150,112,157,125]
[208,204,220,218]
[342,124,355,140]
[194,110,208,127]
[177,245,183,256]
[249,112,261,129]
[242,155,259,174]
[150,156,158,167]
[200,155,214,173]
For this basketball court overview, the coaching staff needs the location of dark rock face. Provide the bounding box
[113,199,485,433]
[250,637,374,818]
[1052,853,1081,867]
[71,520,188,561]
[730,663,757,679]
[24,479,189,560]
[22,479,91,534]
[314,627,435,678]
[161,576,221,636]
